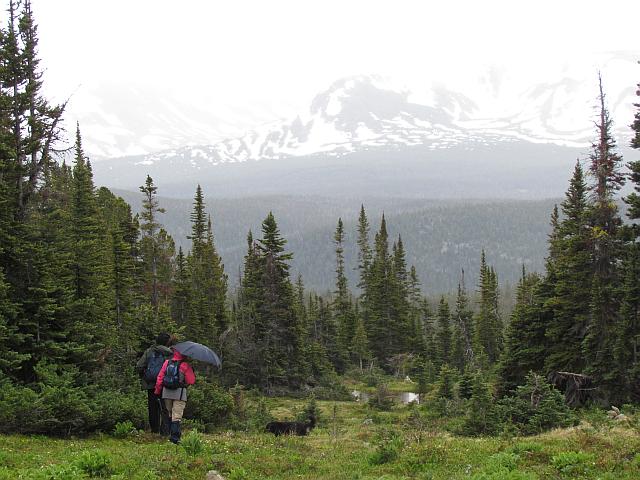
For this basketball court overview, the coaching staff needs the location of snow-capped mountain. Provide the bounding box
[108,58,636,169]
[90,55,638,199]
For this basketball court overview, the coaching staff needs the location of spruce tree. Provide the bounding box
[67,126,109,358]
[351,310,371,371]
[356,205,372,363]
[545,162,592,374]
[498,268,546,396]
[2,0,64,218]
[231,230,262,386]
[95,188,139,355]
[613,74,640,401]
[474,251,503,364]
[138,175,168,316]
[406,266,426,355]
[583,76,625,401]
[356,204,372,290]
[421,298,437,369]
[186,186,227,347]
[255,212,306,389]
[171,246,190,327]
[390,235,411,353]
[435,296,452,368]
[452,271,474,371]
[462,373,500,436]
[332,218,352,372]
[367,214,394,366]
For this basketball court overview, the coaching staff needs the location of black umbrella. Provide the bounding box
[173,341,221,367]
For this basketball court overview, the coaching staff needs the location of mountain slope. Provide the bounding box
[114,191,562,294]
[91,55,637,199]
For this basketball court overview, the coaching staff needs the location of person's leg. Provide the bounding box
[159,398,171,436]
[169,400,187,444]
[147,390,161,433]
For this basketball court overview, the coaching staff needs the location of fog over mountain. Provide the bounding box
[89,54,637,199]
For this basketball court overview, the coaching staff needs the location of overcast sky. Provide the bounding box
[23,0,640,156]
[31,1,638,103]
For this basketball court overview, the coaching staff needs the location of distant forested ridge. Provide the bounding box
[1,1,640,436]
[112,192,560,294]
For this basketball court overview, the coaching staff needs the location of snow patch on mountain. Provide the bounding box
[96,53,637,168]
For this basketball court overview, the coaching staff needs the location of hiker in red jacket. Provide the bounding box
[154,349,196,444]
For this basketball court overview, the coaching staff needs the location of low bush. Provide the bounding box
[459,374,501,436]
[498,373,576,435]
[112,420,138,438]
[75,449,112,478]
[228,466,250,480]
[245,397,274,432]
[551,451,595,476]
[368,384,394,411]
[183,379,234,431]
[296,396,322,424]
[368,428,404,465]
[181,429,206,457]
[0,363,146,436]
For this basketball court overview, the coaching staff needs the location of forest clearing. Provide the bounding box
[2,394,640,480]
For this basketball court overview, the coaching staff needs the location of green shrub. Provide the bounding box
[181,429,206,457]
[0,363,146,436]
[310,373,353,401]
[507,441,544,455]
[458,368,474,399]
[368,384,394,411]
[436,364,457,400]
[112,420,138,438]
[296,396,322,425]
[485,452,520,472]
[87,388,146,433]
[498,372,576,435]
[368,428,404,465]
[183,380,234,430]
[460,374,500,436]
[580,406,614,432]
[551,451,595,476]
[0,363,93,436]
[228,466,250,480]
[75,449,112,478]
[246,397,274,432]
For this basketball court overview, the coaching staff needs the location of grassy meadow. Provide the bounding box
[1,395,640,480]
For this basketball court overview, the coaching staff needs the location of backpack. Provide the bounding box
[162,360,185,390]
[143,350,166,384]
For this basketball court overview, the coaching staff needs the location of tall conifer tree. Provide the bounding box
[583,76,625,400]
[332,218,352,372]
[545,162,592,374]
[613,73,640,401]
[474,251,502,363]
[186,186,227,347]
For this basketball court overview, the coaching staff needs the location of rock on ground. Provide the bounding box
[206,471,225,480]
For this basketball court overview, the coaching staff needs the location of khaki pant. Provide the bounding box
[164,399,187,422]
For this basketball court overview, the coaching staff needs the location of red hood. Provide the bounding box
[172,349,186,361]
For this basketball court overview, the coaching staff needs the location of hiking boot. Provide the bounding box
[169,421,181,444]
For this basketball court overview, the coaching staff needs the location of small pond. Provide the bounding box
[351,390,420,405]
